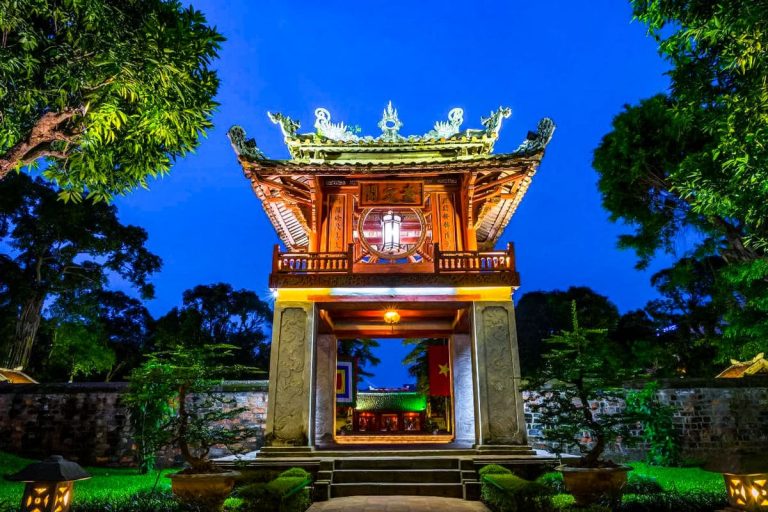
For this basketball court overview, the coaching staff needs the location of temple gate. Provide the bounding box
[228,103,554,454]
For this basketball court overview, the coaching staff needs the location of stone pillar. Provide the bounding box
[471,301,527,446]
[451,334,476,445]
[312,334,337,445]
[265,301,316,447]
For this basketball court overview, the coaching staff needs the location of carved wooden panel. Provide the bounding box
[324,193,347,252]
[272,307,308,443]
[432,192,461,251]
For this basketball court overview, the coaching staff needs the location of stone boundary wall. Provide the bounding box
[0,381,268,466]
[524,378,768,462]
[1,379,766,466]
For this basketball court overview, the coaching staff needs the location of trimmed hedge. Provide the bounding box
[479,464,513,477]
[481,473,553,512]
[278,468,311,479]
[238,468,312,512]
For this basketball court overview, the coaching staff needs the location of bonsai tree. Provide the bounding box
[527,302,636,468]
[126,345,258,473]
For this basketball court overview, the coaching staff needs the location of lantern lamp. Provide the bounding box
[381,210,402,253]
[6,455,91,512]
[383,309,400,325]
[724,473,768,511]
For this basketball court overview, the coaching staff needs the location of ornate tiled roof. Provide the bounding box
[716,353,768,378]
[228,103,555,252]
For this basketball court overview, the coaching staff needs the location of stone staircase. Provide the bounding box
[216,446,561,502]
[314,457,480,500]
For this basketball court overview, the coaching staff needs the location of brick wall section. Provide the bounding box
[1,379,767,466]
[524,378,768,461]
[0,381,268,466]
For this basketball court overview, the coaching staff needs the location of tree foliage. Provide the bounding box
[337,338,381,385]
[526,303,636,468]
[153,283,273,372]
[0,0,223,201]
[43,289,151,381]
[594,1,768,359]
[0,173,161,369]
[125,345,258,473]
[401,337,445,395]
[515,287,620,377]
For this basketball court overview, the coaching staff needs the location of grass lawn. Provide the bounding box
[0,452,173,507]
[1,451,727,511]
[548,461,726,509]
[626,461,724,493]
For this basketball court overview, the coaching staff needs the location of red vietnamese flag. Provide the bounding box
[428,345,451,396]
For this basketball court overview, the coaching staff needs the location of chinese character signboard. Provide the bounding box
[359,181,424,207]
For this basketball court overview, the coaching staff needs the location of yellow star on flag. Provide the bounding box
[438,363,450,377]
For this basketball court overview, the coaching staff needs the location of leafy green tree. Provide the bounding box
[515,287,620,377]
[594,1,768,359]
[337,338,381,386]
[610,309,666,376]
[401,338,444,394]
[125,345,258,473]
[153,283,273,371]
[645,257,727,376]
[0,0,223,201]
[49,321,115,382]
[40,289,152,381]
[526,303,636,468]
[0,173,161,370]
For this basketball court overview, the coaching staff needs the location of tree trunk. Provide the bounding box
[5,295,45,370]
[0,109,81,180]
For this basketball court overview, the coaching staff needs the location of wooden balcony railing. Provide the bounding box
[271,243,516,276]
[272,245,352,274]
[435,243,516,273]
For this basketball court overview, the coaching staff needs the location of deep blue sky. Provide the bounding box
[111,1,684,386]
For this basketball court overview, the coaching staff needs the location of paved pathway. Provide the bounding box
[307,496,490,512]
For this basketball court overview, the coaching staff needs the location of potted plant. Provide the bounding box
[526,302,637,506]
[126,345,259,510]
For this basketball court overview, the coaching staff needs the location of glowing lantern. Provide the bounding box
[6,455,90,512]
[383,309,400,325]
[724,473,768,511]
[381,210,402,253]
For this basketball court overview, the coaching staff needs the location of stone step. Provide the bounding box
[330,482,464,499]
[333,457,460,470]
[332,468,462,484]
[314,449,478,458]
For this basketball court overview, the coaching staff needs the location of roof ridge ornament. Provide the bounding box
[377,101,404,142]
[227,125,265,160]
[464,106,511,139]
[267,111,300,139]
[512,117,556,156]
[427,108,464,139]
[314,108,360,142]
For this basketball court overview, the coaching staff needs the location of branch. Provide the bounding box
[0,108,83,179]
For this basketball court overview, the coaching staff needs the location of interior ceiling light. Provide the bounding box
[383,309,401,325]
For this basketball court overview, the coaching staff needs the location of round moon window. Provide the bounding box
[358,208,426,260]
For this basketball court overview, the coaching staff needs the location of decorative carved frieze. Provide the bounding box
[474,302,526,445]
[268,306,312,445]
[269,270,519,289]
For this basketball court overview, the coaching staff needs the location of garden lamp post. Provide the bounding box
[6,455,91,512]
[724,473,768,511]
